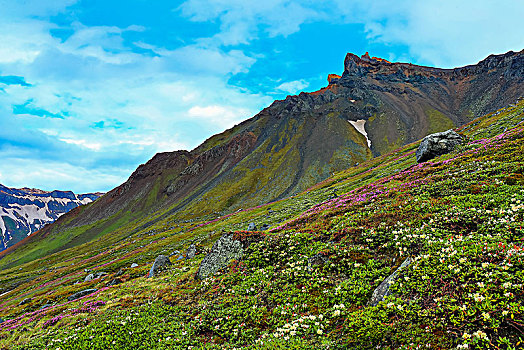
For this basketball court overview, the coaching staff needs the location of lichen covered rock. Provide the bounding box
[416,129,463,163]
[196,234,244,280]
[148,255,172,278]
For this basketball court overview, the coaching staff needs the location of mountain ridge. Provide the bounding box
[1,49,522,269]
[0,184,102,251]
[1,98,523,349]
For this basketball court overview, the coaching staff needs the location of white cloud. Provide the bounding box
[188,104,252,129]
[332,0,524,67]
[179,0,524,67]
[0,4,272,192]
[276,80,309,94]
[179,0,326,45]
[0,157,124,193]
[59,138,102,151]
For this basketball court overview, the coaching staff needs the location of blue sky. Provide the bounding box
[0,0,522,193]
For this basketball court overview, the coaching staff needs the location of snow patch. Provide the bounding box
[349,120,371,148]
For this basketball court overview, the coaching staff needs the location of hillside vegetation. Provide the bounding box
[2,50,521,271]
[0,100,523,349]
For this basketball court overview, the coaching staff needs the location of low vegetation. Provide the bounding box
[1,100,523,349]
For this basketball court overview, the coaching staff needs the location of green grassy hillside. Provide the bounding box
[0,99,523,349]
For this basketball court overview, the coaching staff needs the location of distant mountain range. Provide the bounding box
[0,184,102,251]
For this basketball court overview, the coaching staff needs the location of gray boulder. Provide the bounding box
[186,244,197,259]
[84,271,107,282]
[416,129,463,163]
[19,298,31,306]
[260,224,271,231]
[130,263,138,268]
[67,288,97,302]
[247,223,257,231]
[369,258,411,306]
[196,234,244,280]
[148,255,172,278]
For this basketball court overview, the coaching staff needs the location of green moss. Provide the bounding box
[426,108,455,134]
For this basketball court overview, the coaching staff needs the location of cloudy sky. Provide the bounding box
[0,0,522,193]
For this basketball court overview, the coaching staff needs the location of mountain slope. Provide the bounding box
[0,185,102,251]
[1,50,523,269]
[1,99,523,349]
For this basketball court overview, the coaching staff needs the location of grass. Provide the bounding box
[0,100,523,349]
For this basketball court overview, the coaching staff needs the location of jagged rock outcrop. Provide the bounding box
[148,255,172,278]
[67,289,97,302]
[196,233,264,280]
[196,234,244,280]
[416,130,464,162]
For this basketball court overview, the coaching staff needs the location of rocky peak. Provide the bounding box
[327,74,341,84]
[342,50,524,82]
[128,150,192,182]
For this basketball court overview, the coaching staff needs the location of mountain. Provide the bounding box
[0,50,522,268]
[0,184,102,251]
[1,98,523,349]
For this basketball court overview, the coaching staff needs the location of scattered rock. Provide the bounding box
[196,234,244,280]
[19,298,31,306]
[130,263,138,268]
[186,244,197,259]
[247,223,257,231]
[148,255,172,278]
[176,255,184,261]
[84,272,107,282]
[308,253,328,267]
[369,258,411,306]
[40,304,53,310]
[260,224,271,231]
[169,250,181,257]
[67,289,97,302]
[416,130,463,163]
[107,278,122,286]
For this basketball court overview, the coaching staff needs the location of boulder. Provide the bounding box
[369,258,411,306]
[40,304,53,310]
[416,130,463,163]
[247,222,257,231]
[130,263,138,268]
[186,244,197,260]
[84,271,107,282]
[67,288,97,302]
[196,234,244,280]
[19,298,31,306]
[0,317,4,323]
[148,255,172,278]
[260,224,271,231]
